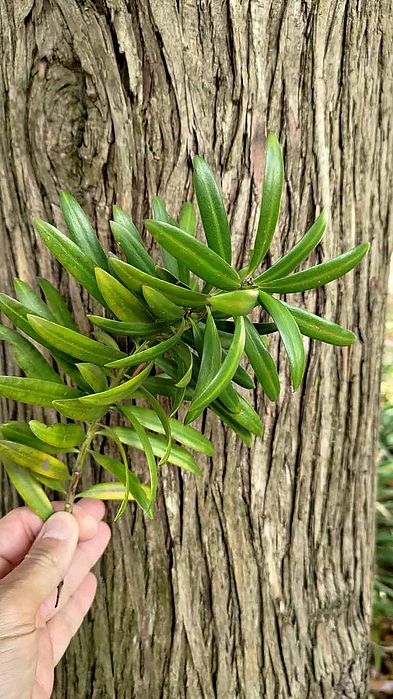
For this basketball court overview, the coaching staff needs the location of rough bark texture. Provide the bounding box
[0,2,392,697]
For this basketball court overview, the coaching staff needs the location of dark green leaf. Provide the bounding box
[88,315,166,337]
[142,286,184,322]
[106,321,186,369]
[193,155,232,263]
[255,209,327,283]
[0,376,82,407]
[258,291,305,389]
[0,421,74,454]
[244,317,280,400]
[0,325,62,383]
[144,220,241,290]
[256,243,370,294]
[178,202,196,236]
[245,133,284,276]
[59,191,108,269]
[14,279,54,320]
[38,278,78,331]
[110,221,156,275]
[283,303,356,346]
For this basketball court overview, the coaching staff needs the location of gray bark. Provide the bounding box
[0,1,393,697]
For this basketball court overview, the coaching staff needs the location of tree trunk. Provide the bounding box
[1,2,392,697]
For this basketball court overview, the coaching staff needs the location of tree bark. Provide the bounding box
[0,1,392,697]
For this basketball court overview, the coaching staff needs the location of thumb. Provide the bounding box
[2,511,79,614]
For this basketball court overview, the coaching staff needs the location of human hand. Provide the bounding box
[0,500,111,699]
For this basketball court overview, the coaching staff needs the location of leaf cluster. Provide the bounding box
[0,133,369,520]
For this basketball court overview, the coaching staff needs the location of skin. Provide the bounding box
[0,500,111,699]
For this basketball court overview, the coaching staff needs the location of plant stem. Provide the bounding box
[64,419,99,513]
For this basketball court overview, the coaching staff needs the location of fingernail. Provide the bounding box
[42,511,77,540]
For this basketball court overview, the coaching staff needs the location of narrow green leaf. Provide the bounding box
[112,427,201,475]
[246,133,284,276]
[29,420,85,448]
[76,482,151,502]
[33,473,68,494]
[152,196,180,278]
[90,451,151,514]
[14,279,54,320]
[0,293,49,345]
[52,398,107,421]
[78,363,153,405]
[95,268,152,322]
[174,344,193,388]
[193,156,232,263]
[0,422,74,454]
[38,278,78,331]
[0,376,82,408]
[210,401,253,446]
[192,309,221,401]
[216,319,278,339]
[258,290,305,389]
[282,303,356,346]
[93,330,121,349]
[254,209,327,283]
[142,286,184,322]
[109,256,209,307]
[209,288,258,316]
[27,315,126,366]
[119,414,158,505]
[244,317,280,400]
[52,354,92,392]
[113,206,144,245]
[88,315,166,337]
[3,461,53,520]
[110,221,156,275]
[76,363,108,392]
[178,202,196,236]
[185,316,246,423]
[144,220,240,290]
[0,441,70,480]
[106,321,186,369]
[256,243,370,294]
[132,388,171,466]
[59,191,108,269]
[33,219,107,306]
[120,406,215,456]
[0,325,62,383]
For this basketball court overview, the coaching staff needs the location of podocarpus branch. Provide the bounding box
[0,133,368,526]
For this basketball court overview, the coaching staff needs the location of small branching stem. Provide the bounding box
[64,419,99,513]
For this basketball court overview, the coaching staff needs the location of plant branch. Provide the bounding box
[64,419,99,513]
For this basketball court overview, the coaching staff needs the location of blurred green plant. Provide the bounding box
[0,133,369,521]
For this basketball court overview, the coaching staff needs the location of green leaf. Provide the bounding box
[52,398,107,421]
[38,278,78,331]
[112,206,144,245]
[244,317,280,401]
[120,406,215,456]
[59,191,108,269]
[185,315,246,423]
[106,321,186,369]
[0,422,74,454]
[93,330,121,349]
[144,220,240,290]
[283,303,356,346]
[110,221,156,276]
[209,288,258,316]
[0,293,49,345]
[119,413,158,505]
[90,451,151,514]
[256,243,370,294]
[95,268,152,322]
[0,325,62,383]
[210,401,253,446]
[76,363,108,392]
[29,420,85,448]
[27,315,126,366]
[3,461,53,520]
[192,309,221,400]
[78,363,153,405]
[152,196,180,278]
[215,319,278,340]
[254,209,327,283]
[52,354,92,392]
[14,279,54,320]
[258,291,305,389]
[33,473,68,494]
[246,132,284,276]
[130,388,172,466]
[193,156,232,263]
[142,286,184,322]
[234,394,265,437]
[112,427,201,475]
[108,256,209,307]
[174,343,194,388]
[33,219,107,306]
[76,482,151,502]
[178,202,196,236]
[0,376,82,407]
[0,441,70,480]
[88,315,166,337]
